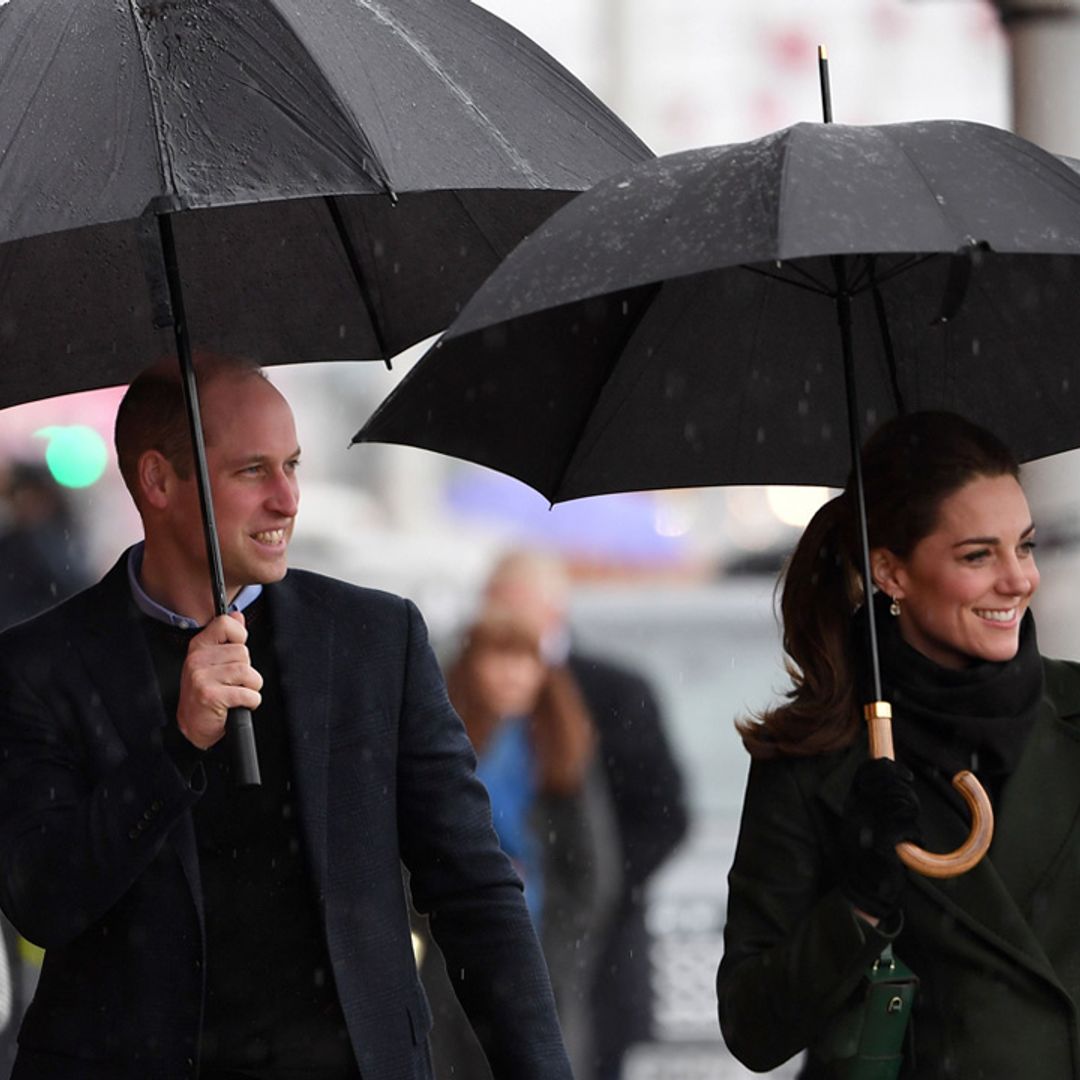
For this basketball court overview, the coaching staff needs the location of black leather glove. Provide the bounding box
[839,758,922,920]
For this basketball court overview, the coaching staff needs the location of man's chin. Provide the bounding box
[230,554,289,590]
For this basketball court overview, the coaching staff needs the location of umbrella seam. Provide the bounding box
[878,126,972,242]
[125,0,179,196]
[775,126,798,258]
[0,5,80,202]
[220,0,395,196]
[351,0,548,190]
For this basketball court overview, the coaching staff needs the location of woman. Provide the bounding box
[425,612,619,1080]
[716,411,1080,1078]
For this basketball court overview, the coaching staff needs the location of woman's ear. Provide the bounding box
[870,547,906,600]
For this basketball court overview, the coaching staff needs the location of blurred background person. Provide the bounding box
[0,461,91,632]
[0,461,92,1077]
[419,607,618,1080]
[481,550,689,1080]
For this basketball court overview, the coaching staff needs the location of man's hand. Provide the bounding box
[176,612,262,750]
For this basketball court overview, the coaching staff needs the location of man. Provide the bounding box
[481,551,689,1080]
[0,356,571,1080]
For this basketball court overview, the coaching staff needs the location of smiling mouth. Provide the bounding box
[253,529,287,546]
[973,607,1018,623]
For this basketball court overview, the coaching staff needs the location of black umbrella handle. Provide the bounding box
[156,212,262,787]
[227,707,262,786]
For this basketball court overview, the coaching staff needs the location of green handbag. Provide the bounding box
[812,944,918,1079]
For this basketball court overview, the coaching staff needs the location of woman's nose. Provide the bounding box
[998,555,1034,595]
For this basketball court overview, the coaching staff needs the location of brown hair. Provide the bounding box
[739,411,1021,759]
[114,353,265,502]
[447,615,595,795]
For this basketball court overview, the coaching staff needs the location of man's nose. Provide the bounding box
[267,472,299,516]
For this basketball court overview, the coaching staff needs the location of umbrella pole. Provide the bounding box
[157,213,262,787]
[833,257,994,877]
[832,257,883,704]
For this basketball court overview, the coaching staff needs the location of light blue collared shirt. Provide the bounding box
[126,542,263,630]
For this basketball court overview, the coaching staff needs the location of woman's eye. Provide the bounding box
[962,549,990,563]
[1019,540,1038,557]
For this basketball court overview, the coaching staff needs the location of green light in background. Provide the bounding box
[33,425,109,489]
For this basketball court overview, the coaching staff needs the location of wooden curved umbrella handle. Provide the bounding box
[864,702,994,879]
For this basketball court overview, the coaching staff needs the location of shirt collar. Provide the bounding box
[127,542,263,630]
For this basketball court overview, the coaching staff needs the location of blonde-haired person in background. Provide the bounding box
[481,549,689,1080]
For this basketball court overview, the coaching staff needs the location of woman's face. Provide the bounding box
[873,473,1039,670]
[472,647,546,717]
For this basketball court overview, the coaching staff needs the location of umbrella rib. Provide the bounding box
[324,196,391,363]
[742,262,833,297]
[446,191,503,262]
[869,273,907,416]
[849,253,935,294]
[550,283,662,500]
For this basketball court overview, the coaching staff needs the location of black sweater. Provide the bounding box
[142,599,355,1077]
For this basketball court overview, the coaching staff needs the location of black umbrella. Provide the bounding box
[0,0,651,782]
[356,117,1080,873]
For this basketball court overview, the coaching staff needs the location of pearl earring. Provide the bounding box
[889,597,901,617]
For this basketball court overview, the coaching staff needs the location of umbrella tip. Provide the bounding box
[818,43,828,60]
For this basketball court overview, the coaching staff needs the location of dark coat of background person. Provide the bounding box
[419,616,619,1080]
[570,650,689,1079]
[0,464,90,633]
[717,657,1080,1079]
[0,557,570,1080]
[0,463,92,1080]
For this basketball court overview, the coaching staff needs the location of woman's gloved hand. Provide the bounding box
[840,758,922,920]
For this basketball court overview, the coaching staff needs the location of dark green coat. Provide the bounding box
[717,657,1080,1079]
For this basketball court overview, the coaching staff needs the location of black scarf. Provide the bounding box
[858,592,1044,806]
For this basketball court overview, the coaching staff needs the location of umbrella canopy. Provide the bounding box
[0,0,652,408]
[0,0,650,784]
[356,119,1080,501]
[356,117,1080,874]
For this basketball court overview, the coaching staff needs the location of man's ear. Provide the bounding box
[870,547,907,601]
[137,450,173,511]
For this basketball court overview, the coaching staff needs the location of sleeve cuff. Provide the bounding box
[162,723,207,782]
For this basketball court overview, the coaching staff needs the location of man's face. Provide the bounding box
[163,373,300,597]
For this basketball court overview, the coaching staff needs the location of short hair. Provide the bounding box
[114,353,265,502]
[484,548,571,615]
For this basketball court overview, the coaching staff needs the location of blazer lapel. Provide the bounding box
[76,555,204,924]
[266,573,333,900]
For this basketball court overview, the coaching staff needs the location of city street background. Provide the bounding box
[2,1,1077,1077]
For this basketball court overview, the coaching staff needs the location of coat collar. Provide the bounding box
[816,667,1080,992]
